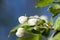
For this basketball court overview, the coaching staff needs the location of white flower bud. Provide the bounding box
[34,15,39,18]
[40,15,48,23]
[29,15,39,19]
[29,16,34,19]
[17,28,24,32]
[28,19,38,26]
[18,16,28,24]
[16,28,24,37]
[16,31,24,37]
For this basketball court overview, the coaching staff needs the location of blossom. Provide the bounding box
[17,28,24,32]
[18,16,28,24]
[34,15,39,18]
[28,19,38,26]
[16,31,24,37]
[29,15,39,19]
[40,15,48,23]
[16,28,24,37]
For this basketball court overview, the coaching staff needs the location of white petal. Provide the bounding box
[40,15,48,23]
[17,28,24,32]
[29,15,39,19]
[28,19,38,26]
[29,16,34,19]
[34,15,39,18]
[16,28,24,37]
[18,16,28,24]
[16,31,24,37]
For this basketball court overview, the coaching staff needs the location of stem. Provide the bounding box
[39,26,54,30]
[53,2,60,4]
[50,31,56,38]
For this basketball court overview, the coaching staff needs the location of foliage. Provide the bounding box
[54,16,60,31]
[35,0,54,8]
[48,4,60,17]
[17,34,41,40]
[49,32,60,40]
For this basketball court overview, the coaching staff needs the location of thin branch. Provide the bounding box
[39,26,54,30]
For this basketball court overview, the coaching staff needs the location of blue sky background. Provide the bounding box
[0,0,60,40]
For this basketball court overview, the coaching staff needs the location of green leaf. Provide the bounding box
[8,24,21,37]
[26,27,34,34]
[26,27,40,34]
[57,0,60,2]
[17,34,41,40]
[49,32,60,40]
[48,37,54,40]
[35,0,53,8]
[53,32,60,40]
[48,4,60,17]
[54,16,60,31]
[48,32,60,40]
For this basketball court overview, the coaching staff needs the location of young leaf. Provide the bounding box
[17,34,41,40]
[48,32,60,40]
[48,4,60,17]
[35,0,53,8]
[48,37,54,40]
[57,0,60,2]
[54,16,60,31]
[53,32,60,40]
[8,24,21,37]
[49,32,60,40]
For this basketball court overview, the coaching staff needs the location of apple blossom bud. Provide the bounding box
[28,19,38,26]
[40,15,48,23]
[17,28,24,32]
[18,16,28,24]
[34,15,39,18]
[29,15,39,19]
[16,28,24,37]
[16,31,24,37]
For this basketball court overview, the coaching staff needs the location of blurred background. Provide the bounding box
[0,0,60,40]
